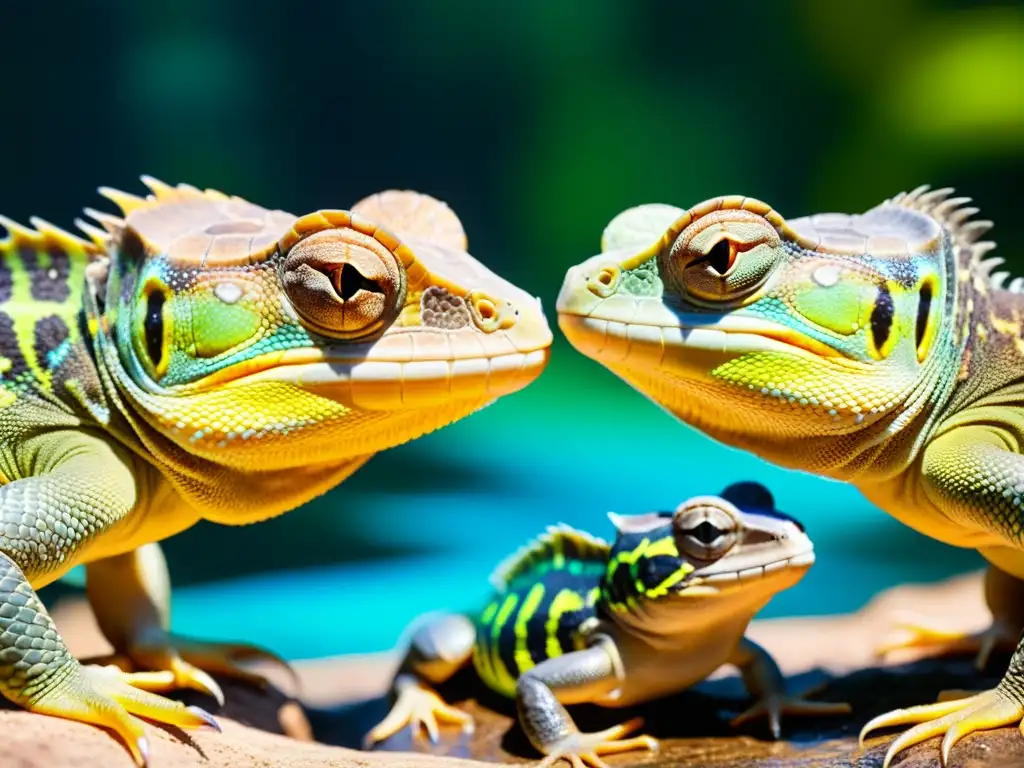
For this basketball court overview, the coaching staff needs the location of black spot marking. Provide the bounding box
[0,313,29,378]
[721,481,775,511]
[144,290,165,367]
[19,246,70,303]
[33,315,70,369]
[870,284,894,354]
[0,259,11,303]
[117,229,148,295]
[916,281,933,354]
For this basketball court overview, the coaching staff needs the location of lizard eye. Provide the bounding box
[665,213,783,304]
[281,226,406,341]
[673,503,738,559]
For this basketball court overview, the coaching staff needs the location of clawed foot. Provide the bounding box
[537,717,658,768]
[876,613,1017,669]
[117,634,295,707]
[31,663,219,767]
[730,691,852,739]
[364,683,474,747]
[859,687,1024,768]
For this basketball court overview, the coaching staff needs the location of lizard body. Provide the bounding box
[0,178,551,764]
[366,483,847,766]
[556,187,1023,766]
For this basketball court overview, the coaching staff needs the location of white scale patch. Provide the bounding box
[812,265,841,287]
[214,282,244,304]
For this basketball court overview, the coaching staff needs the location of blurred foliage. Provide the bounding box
[4,0,1021,655]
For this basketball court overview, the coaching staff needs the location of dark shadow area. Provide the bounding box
[304,649,1023,767]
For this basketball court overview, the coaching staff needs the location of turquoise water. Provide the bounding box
[62,348,985,661]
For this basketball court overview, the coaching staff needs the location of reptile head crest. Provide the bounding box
[82,179,551,477]
[557,190,993,474]
[602,482,812,634]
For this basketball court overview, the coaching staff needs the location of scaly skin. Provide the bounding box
[556,187,1023,766]
[0,178,551,764]
[365,482,848,767]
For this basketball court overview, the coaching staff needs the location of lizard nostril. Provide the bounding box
[587,265,620,298]
[476,297,497,321]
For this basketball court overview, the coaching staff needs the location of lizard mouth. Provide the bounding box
[692,549,815,588]
[187,329,551,410]
[559,311,845,366]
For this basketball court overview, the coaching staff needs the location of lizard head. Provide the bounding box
[557,194,962,472]
[602,482,812,637]
[83,180,552,473]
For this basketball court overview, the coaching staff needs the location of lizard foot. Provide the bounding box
[875,612,1016,669]
[116,635,295,707]
[859,688,1024,768]
[536,717,658,768]
[31,663,219,767]
[364,682,474,747]
[730,692,852,739]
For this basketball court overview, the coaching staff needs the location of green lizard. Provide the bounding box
[364,482,848,767]
[0,178,551,765]
[555,186,1022,767]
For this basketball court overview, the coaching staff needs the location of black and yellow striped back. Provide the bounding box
[472,525,609,697]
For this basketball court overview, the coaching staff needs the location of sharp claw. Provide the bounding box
[941,726,962,766]
[769,709,781,740]
[424,713,439,744]
[187,705,222,732]
[137,736,151,768]
[188,667,226,707]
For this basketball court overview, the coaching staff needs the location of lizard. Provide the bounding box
[364,481,849,768]
[0,176,552,766]
[555,185,1023,767]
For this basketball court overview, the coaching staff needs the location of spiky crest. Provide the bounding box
[92,175,246,220]
[77,176,249,253]
[488,524,609,591]
[0,213,100,261]
[887,185,1015,292]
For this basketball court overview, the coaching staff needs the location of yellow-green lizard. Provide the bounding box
[365,482,848,768]
[0,178,551,765]
[556,186,1022,767]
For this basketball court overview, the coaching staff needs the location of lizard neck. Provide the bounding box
[87,317,373,523]
[943,286,1024,418]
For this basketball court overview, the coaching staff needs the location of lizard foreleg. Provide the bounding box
[863,423,1024,768]
[515,638,655,768]
[0,431,215,767]
[364,612,476,746]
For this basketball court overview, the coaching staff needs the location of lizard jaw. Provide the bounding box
[218,346,550,410]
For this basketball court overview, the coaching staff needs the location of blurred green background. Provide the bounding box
[5,0,1021,660]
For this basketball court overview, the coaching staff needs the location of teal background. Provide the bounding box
[3,0,1021,660]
